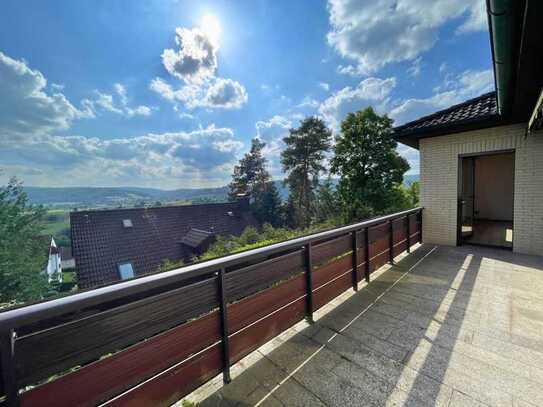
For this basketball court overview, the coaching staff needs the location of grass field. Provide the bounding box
[41,209,71,245]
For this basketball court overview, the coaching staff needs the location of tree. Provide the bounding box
[252,181,283,227]
[0,177,54,304]
[228,138,282,225]
[315,177,341,224]
[331,107,410,222]
[281,117,332,228]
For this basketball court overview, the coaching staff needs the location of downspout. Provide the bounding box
[487,0,516,116]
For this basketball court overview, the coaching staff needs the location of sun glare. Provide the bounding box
[201,14,221,46]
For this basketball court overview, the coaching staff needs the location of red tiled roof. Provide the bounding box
[71,201,257,289]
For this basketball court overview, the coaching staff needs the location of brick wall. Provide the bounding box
[419,123,543,256]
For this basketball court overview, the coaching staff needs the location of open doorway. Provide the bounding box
[458,151,515,249]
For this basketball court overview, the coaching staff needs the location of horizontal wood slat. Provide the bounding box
[312,255,352,290]
[104,343,223,407]
[312,235,351,267]
[370,249,389,273]
[313,271,352,311]
[229,298,306,364]
[16,276,219,387]
[20,311,221,407]
[225,250,304,302]
[227,274,306,334]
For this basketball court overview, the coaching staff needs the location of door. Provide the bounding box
[458,157,475,242]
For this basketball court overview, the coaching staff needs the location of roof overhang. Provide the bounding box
[396,114,507,149]
[394,0,543,149]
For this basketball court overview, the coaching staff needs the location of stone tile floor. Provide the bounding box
[180,244,543,407]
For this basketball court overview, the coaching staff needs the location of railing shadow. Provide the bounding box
[188,244,543,406]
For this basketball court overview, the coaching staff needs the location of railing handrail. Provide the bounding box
[0,207,422,330]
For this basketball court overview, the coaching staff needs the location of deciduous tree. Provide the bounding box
[0,177,53,305]
[331,107,409,221]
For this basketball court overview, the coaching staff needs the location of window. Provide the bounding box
[122,219,133,228]
[118,263,135,280]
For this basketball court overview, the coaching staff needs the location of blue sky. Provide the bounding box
[0,0,493,188]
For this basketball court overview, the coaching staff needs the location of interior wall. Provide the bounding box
[474,153,514,221]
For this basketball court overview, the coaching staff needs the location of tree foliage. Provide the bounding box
[0,177,54,304]
[314,178,341,223]
[281,117,332,228]
[331,107,410,221]
[228,138,283,226]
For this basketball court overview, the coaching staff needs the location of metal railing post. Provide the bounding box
[388,219,394,265]
[0,329,19,407]
[406,215,411,253]
[217,268,231,384]
[351,231,358,291]
[305,242,314,322]
[419,209,423,243]
[364,227,370,283]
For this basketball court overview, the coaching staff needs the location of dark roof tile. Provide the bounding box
[71,201,257,289]
[394,92,498,140]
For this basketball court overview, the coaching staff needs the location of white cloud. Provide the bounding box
[85,84,154,118]
[457,1,487,34]
[390,69,493,125]
[319,82,330,91]
[0,51,92,138]
[318,77,397,130]
[150,77,247,110]
[204,78,248,109]
[161,27,218,84]
[255,115,293,177]
[0,125,244,188]
[327,0,487,74]
[153,26,248,111]
[297,96,319,109]
[407,57,423,77]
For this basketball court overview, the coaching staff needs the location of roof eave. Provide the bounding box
[394,115,508,150]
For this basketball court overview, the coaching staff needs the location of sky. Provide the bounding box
[0,0,494,189]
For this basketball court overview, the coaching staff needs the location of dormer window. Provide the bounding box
[122,219,133,228]
[118,262,135,280]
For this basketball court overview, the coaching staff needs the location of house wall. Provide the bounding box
[419,123,543,255]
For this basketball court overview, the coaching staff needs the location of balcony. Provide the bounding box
[1,207,542,406]
[186,244,543,407]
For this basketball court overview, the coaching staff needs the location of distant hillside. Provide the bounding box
[24,174,418,207]
[24,186,228,206]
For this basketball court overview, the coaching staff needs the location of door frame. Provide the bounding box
[456,149,515,247]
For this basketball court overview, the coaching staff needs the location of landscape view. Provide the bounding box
[3,1,543,406]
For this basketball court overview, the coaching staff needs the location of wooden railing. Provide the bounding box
[0,207,422,406]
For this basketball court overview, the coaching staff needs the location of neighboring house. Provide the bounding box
[70,199,258,289]
[44,237,62,283]
[394,2,543,255]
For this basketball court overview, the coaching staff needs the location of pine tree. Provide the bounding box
[281,117,331,228]
[228,139,283,226]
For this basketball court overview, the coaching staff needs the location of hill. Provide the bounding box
[24,174,419,207]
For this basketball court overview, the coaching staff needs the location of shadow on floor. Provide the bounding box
[185,244,543,407]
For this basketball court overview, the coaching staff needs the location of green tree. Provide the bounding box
[281,117,332,228]
[0,177,53,304]
[252,181,283,227]
[228,138,283,225]
[315,178,341,223]
[331,107,410,221]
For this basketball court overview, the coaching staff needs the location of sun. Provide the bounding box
[200,14,221,46]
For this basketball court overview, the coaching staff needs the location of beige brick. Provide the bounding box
[419,124,543,256]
